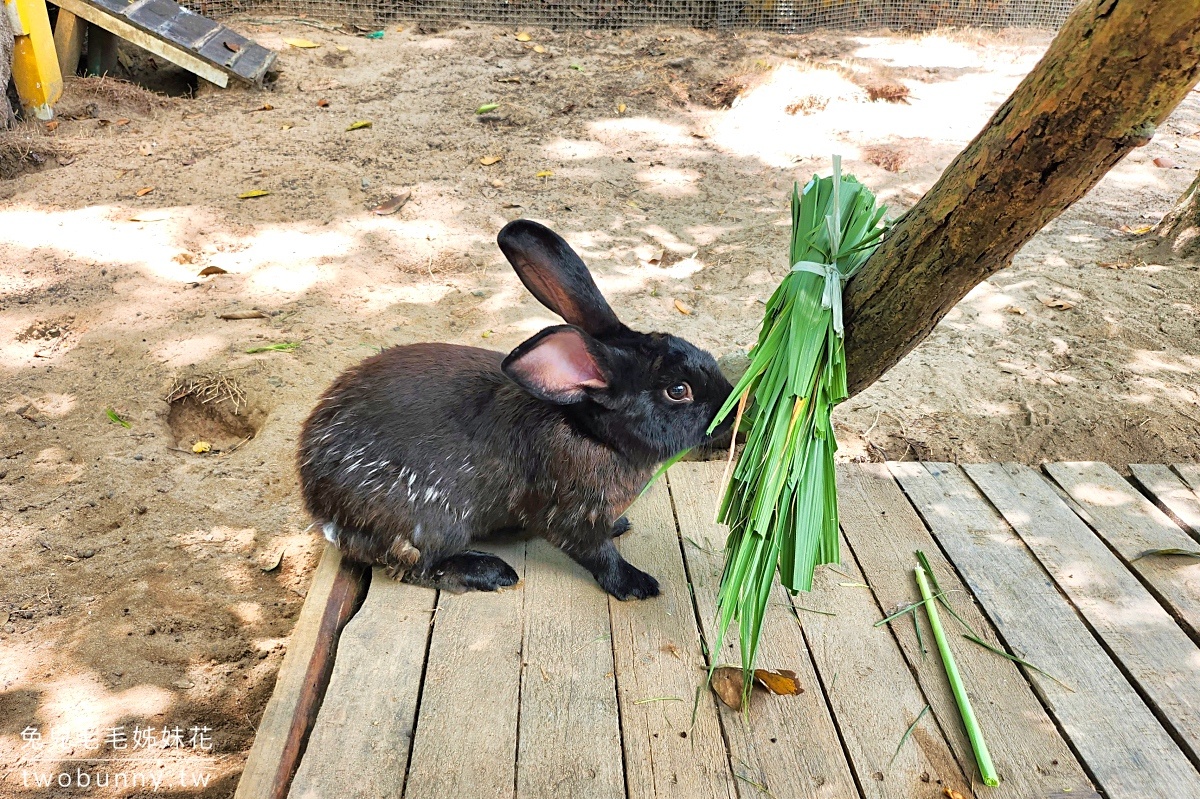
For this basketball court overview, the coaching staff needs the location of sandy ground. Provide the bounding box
[1,19,1198,796]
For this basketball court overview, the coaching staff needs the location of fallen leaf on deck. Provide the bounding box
[238,190,270,199]
[192,441,212,453]
[710,667,745,711]
[515,31,531,41]
[346,120,372,131]
[753,669,802,695]
[943,789,967,799]
[224,41,240,52]
[533,44,546,53]
[1037,295,1075,310]
[373,191,411,215]
[1132,547,1200,561]
[136,186,155,197]
[674,299,693,315]
[285,37,321,48]
[218,310,270,320]
[198,266,228,276]
[479,155,503,166]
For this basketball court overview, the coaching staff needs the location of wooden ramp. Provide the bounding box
[51,0,275,86]
[237,462,1200,799]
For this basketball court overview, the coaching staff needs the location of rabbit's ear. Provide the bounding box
[503,326,611,405]
[498,219,623,337]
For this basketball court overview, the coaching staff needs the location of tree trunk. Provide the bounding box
[842,0,1200,397]
[1154,169,1200,256]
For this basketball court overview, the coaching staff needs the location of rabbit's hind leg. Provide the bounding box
[402,551,519,593]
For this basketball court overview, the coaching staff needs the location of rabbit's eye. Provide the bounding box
[664,383,693,403]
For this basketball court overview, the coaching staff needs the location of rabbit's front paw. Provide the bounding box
[601,559,660,601]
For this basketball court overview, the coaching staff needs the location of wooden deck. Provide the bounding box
[235,462,1200,799]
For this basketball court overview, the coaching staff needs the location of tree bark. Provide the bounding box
[842,0,1200,397]
[1154,169,1200,256]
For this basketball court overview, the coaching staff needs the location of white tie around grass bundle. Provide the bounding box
[709,156,888,691]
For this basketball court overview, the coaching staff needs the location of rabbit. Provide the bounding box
[297,219,733,600]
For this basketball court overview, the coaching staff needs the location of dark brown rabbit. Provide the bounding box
[297,220,732,600]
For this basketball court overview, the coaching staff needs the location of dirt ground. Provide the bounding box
[2,19,1198,797]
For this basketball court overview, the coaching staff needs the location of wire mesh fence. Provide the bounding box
[197,0,1080,32]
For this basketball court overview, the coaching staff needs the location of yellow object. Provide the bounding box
[6,0,63,120]
[192,441,212,454]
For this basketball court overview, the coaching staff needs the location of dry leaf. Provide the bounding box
[198,266,228,276]
[218,310,270,320]
[257,103,274,111]
[192,441,212,453]
[753,669,802,695]
[129,211,169,222]
[533,44,546,53]
[317,98,330,107]
[710,667,745,711]
[617,102,627,113]
[674,299,693,315]
[115,118,130,126]
[238,189,270,199]
[943,789,967,799]
[1007,306,1026,315]
[479,155,503,166]
[1120,224,1154,235]
[57,155,76,166]
[281,124,293,131]
[1153,156,1178,169]
[515,31,532,41]
[1037,295,1075,310]
[45,120,59,132]
[347,120,372,131]
[260,548,285,572]
[224,40,240,52]
[136,186,155,197]
[174,252,195,264]
[285,37,321,48]
[373,190,411,215]
[535,169,554,178]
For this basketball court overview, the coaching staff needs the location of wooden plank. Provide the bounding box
[1130,463,1200,536]
[403,541,526,799]
[51,0,229,86]
[1044,462,1200,638]
[288,571,434,799]
[1176,463,1200,493]
[516,540,624,799]
[794,522,972,797]
[235,545,368,799]
[893,462,1200,799]
[967,462,1200,765]
[669,463,861,799]
[52,9,85,76]
[838,463,1094,797]
[610,480,736,799]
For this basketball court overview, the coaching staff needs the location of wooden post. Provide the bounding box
[52,8,84,77]
[5,0,64,120]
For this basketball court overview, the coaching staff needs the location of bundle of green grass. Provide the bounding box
[710,156,888,687]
